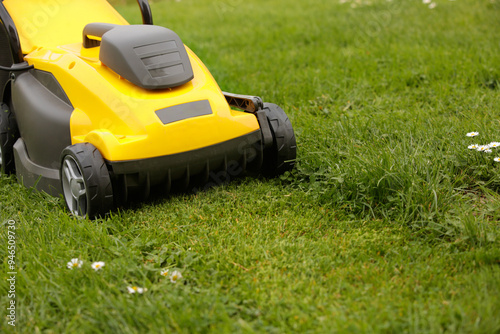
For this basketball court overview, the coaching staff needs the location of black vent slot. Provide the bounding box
[135,41,186,80]
[155,100,212,125]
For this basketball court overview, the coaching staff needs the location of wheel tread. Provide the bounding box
[262,103,297,176]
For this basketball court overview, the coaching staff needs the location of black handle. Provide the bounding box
[82,23,117,48]
[136,0,153,25]
[0,3,23,64]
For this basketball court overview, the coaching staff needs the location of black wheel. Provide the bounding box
[0,102,19,175]
[60,143,113,218]
[262,103,297,176]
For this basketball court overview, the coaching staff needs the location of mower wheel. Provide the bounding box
[60,143,113,218]
[262,103,297,176]
[0,102,19,175]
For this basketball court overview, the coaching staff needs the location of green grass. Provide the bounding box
[1,0,500,332]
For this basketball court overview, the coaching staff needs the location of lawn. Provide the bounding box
[1,0,500,332]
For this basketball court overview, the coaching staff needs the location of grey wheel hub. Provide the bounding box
[61,156,87,216]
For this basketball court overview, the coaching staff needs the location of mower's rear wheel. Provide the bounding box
[60,143,113,219]
[0,102,19,175]
[262,103,297,176]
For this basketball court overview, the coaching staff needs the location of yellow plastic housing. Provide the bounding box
[6,0,260,162]
[4,0,128,54]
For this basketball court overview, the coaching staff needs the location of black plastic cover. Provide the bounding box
[14,138,62,197]
[155,100,212,125]
[83,22,116,48]
[108,130,263,193]
[12,72,72,169]
[96,24,194,90]
[32,70,73,107]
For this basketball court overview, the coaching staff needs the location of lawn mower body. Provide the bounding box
[0,0,296,217]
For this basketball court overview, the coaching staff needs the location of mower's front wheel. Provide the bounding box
[262,103,297,176]
[0,102,20,175]
[60,143,113,219]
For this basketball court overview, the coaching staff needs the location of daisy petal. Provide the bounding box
[91,261,105,271]
[67,258,83,269]
[127,286,146,294]
[170,270,183,283]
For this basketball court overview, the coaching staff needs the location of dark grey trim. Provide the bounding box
[110,130,261,174]
[31,69,73,108]
[12,72,72,169]
[83,23,117,48]
[155,100,212,125]
[108,130,263,191]
[13,138,61,196]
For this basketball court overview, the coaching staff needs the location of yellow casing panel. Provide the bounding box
[7,0,260,162]
[23,45,259,162]
[3,0,128,54]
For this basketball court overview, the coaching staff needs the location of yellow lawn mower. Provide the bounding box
[0,0,296,218]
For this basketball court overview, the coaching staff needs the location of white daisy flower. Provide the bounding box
[488,142,500,148]
[477,145,489,152]
[468,144,479,150]
[494,157,500,162]
[466,132,479,137]
[423,0,431,3]
[67,258,83,269]
[127,286,146,294]
[160,269,169,277]
[428,2,437,8]
[484,149,493,153]
[91,261,105,271]
[170,270,183,283]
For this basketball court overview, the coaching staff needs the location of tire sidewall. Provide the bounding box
[60,143,113,218]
